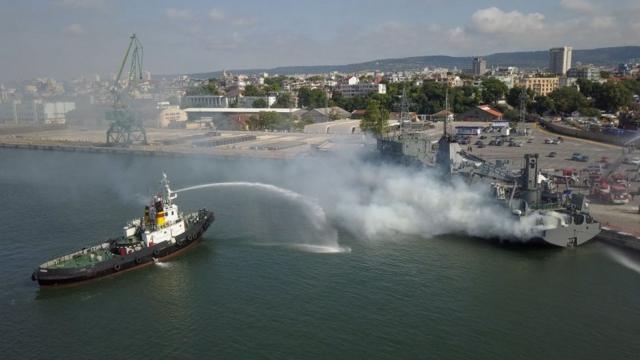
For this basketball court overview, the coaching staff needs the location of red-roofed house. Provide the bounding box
[458,105,503,122]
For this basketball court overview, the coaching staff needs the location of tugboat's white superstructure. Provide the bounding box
[32,174,215,286]
[139,174,186,247]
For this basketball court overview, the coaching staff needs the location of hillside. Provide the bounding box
[188,46,640,78]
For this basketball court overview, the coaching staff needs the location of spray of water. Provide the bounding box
[154,261,174,269]
[605,247,640,275]
[174,182,349,253]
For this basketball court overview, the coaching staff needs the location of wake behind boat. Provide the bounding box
[32,174,214,286]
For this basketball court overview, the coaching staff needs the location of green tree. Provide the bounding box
[506,87,535,108]
[549,87,589,114]
[621,79,640,96]
[292,117,314,131]
[252,98,268,108]
[247,111,288,130]
[330,92,369,112]
[481,77,508,105]
[185,79,219,96]
[263,76,286,93]
[503,109,520,121]
[577,107,601,117]
[576,78,601,98]
[532,95,555,115]
[298,87,327,109]
[593,82,633,112]
[272,93,294,108]
[244,84,265,97]
[360,100,389,136]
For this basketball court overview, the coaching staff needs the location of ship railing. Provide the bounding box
[533,202,563,210]
[41,243,111,267]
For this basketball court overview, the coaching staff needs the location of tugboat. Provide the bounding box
[32,174,214,286]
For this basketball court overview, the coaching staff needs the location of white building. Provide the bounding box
[182,95,229,108]
[344,76,359,85]
[157,105,187,128]
[0,100,75,124]
[236,96,277,108]
[549,46,573,75]
[336,83,386,98]
[494,75,517,88]
[41,102,75,124]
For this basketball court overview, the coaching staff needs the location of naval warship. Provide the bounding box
[376,121,600,247]
[473,153,600,247]
[32,175,214,286]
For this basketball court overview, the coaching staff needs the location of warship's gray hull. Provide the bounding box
[531,216,601,247]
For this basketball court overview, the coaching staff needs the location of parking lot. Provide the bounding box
[454,123,640,233]
[465,124,624,172]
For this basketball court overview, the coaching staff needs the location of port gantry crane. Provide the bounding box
[105,33,147,146]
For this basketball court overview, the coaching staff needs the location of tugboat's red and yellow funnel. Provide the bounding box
[156,211,165,227]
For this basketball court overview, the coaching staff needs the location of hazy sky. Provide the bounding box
[1,0,639,81]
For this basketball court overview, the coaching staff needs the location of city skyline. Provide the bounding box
[1,0,639,81]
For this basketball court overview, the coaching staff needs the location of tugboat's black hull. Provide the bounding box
[32,210,214,287]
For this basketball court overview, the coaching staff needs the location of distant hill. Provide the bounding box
[187,46,640,78]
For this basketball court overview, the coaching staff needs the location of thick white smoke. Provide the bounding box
[317,162,544,241]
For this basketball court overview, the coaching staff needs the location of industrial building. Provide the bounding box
[184,107,298,130]
[0,100,75,124]
[182,95,229,108]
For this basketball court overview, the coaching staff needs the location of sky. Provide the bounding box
[0,0,639,81]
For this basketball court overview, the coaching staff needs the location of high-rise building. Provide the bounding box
[472,57,487,76]
[549,46,572,75]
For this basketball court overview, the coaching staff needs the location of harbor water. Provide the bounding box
[1,149,639,359]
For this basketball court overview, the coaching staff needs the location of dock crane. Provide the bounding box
[105,33,147,145]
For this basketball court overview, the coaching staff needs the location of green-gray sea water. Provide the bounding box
[1,149,639,359]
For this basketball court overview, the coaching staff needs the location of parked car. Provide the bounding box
[480,135,487,140]
[548,151,557,158]
[623,157,640,165]
[477,143,485,148]
[571,153,589,162]
[475,140,484,146]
